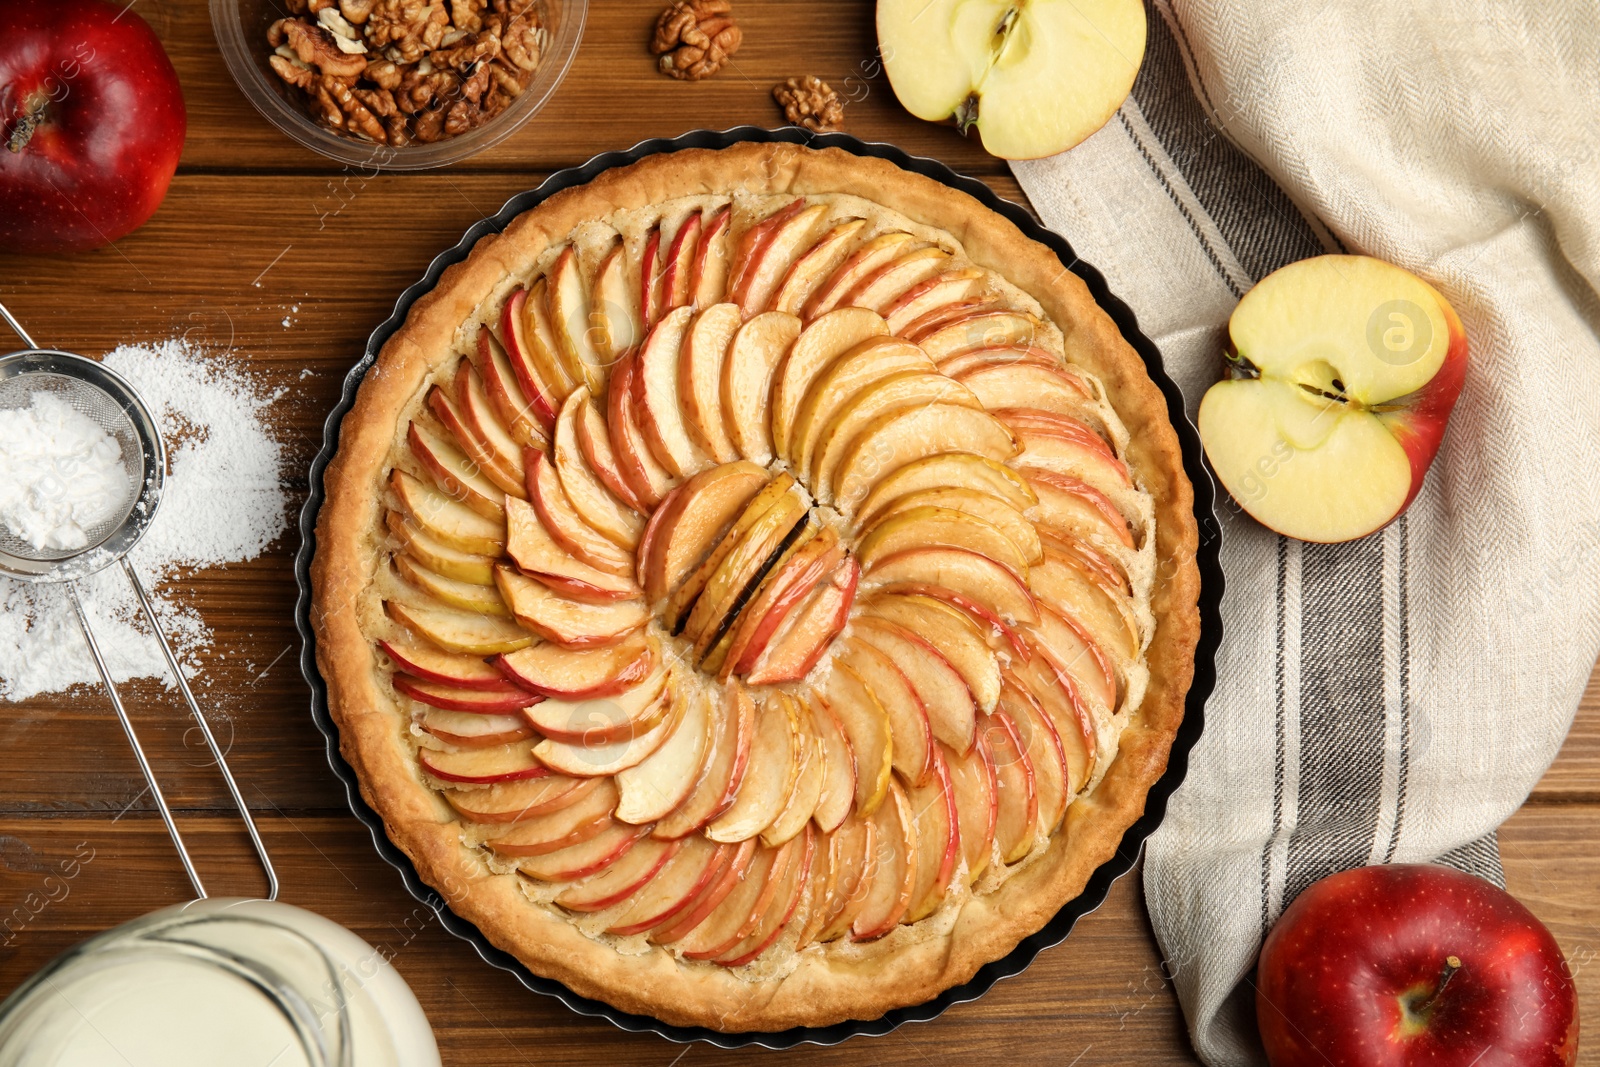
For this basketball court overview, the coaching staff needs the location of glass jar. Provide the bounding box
[0,898,440,1067]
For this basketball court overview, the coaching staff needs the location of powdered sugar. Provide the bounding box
[0,339,291,701]
[0,392,130,552]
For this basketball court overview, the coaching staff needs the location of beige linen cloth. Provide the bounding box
[1011,1,1600,1062]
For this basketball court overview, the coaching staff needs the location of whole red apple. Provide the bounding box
[0,0,186,253]
[1258,864,1579,1066]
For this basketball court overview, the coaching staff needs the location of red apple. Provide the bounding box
[1257,864,1578,1067]
[0,0,185,252]
[1199,255,1469,543]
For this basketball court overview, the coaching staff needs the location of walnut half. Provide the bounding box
[651,0,741,81]
[773,76,844,133]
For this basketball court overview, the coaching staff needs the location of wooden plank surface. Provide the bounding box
[0,2,1597,1063]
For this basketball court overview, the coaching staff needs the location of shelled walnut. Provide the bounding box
[773,76,844,133]
[265,0,548,146]
[650,0,740,81]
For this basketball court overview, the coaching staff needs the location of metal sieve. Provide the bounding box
[0,301,277,902]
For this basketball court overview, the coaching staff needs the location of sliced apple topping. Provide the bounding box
[689,205,734,308]
[659,210,703,317]
[553,388,643,550]
[418,742,548,785]
[805,232,918,319]
[680,303,743,464]
[590,241,641,363]
[771,217,867,316]
[770,307,889,463]
[504,497,639,602]
[448,774,602,825]
[997,679,1069,837]
[863,545,1039,627]
[730,202,829,315]
[605,349,675,508]
[853,451,1035,530]
[883,268,985,335]
[418,708,535,747]
[808,696,857,834]
[634,305,713,479]
[818,659,893,815]
[387,510,496,585]
[495,632,655,699]
[653,682,755,840]
[482,780,620,857]
[640,461,769,604]
[851,779,918,940]
[386,599,534,656]
[662,472,797,634]
[521,277,580,402]
[545,246,606,394]
[983,711,1039,864]
[854,504,1030,577]
[554,837,681,913]
[717,825,814,966]
[760,703,823,847]
[471,326,551,447]
[534,683,680,777]
[518,657,669,743]
[837,636,934,788]
[525,449,633,577]
[789,337,934,480]
[407,421,505,520]
[904,745,960,921]
[518,821,651,883]
[616,685,713,825]
[494,566,647,649]
[945,734,998,885]
[721,310,802,464]
[393,673,538,713]
[864,592,1002,714]
[743,557,857,686]
[605,834,727,935]
[861,486,1041,566]
[380,638,506,690]
[911,307,1048,358]
[851,616,976,755]
[706,692,802,842]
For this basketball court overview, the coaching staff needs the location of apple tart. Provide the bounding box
[313,142,1200,1030]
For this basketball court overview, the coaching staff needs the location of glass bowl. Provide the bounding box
[211,0,586,171]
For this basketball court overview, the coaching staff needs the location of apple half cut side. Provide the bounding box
[1198,254,1469,543]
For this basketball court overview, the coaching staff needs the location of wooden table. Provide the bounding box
[2,2,1596,1062]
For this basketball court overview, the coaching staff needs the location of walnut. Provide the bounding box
[282,19,369,78]
[450,0,486,32]
[501,14,541,71]
[369,0,448,62]
[284,0,335,13]
[433,29,499,72]
[773,75,844,132]
[397,67,457,112]
[411,106,447,142]
[339,0,375,23]
[269,54,316,91]
[365,58,404,89]
[487,60,523,98]
[651,0,740,81]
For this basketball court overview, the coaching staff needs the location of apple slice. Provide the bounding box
[533,685,680,776]
[827,400,1017,513]
[605,349,675,508]
[813,811,880,944]
[633,306,712,478]
[518,821,651,883]
[864,592,1002,713]
[998,678,1069,836]
[760,703,823,847]
[911,307,1047,357]
[418,708,534,747]
[472,326,551,446]
[864,545,1039,625]
[854,452,1035,530]
[641,461,770,603]
[407,422,504,520]
[660,210,703,314]
[789,337,934,479]
[945,735,998,885]
[640,224,664,330]
[805,232,918,318]
[1029,551,1140,662]
[649,837,760,945]
[732,203,829,315]
[554,837,681,912]
[573,387,644,514]
[553,388,643,550]
[483,782,620,857]
[819,660,893,815]
[517,657,668,742]
[854,505,1030,580]
[590,241,641,364]
[842,245,954,313]
[662,472,796,633]
[936,344,1061,379]
[428,383,524,498]
[790,821,838,949]
[698,517,819,676]
[494,567,646,649]
[616,684,712,824]
[726,201,807,310]
[681,490,808,654]
[454,361,528,489]
[1009,420,1131,501]
[905,745,960,921]
[446,774,600,824]
[717,826,814,966]
[743,557,858,685]
[883,268,985,335]
[418,742,547,784]
[689,205,734,307]
[394,673,538,713]
[495,632,654,699]
[677,841,792,961]
[720,310,802,464]
[1028,602,1116,713]
[386,511,495,586]
[1199,254,1469,542]
[706,693,802,842]
[521,277,580,402]
[851,616,976,754]
[544,245,605,394]
[653,683,756,840]
[606,836,730,935]
[770,307,889,463]
[954,361,1093,419]
[851,780,918,940]
[808,373,985,502]
[392,553,508,616]
[499,289,563,422]
[983,711,1039,864]
[879,0,1146,159]
[838,636,934,787]
[679,303,743,464]
[721,526,844,679]
[379,638,504,690]
[504,497,638,602]
[524,450,632,577]
[864,486,1040,566]
[807,696,856,834]
[1010,655,1095,797]
[1021,468,1136,551]
[771,217,867,316]
[1041,530,1130,595]
[385,599,533,656]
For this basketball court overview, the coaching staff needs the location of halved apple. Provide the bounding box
[392,672,537,713]
[393,553,509,616]
[495,632,654,699]
[544,245,605,394]
[770,306,889,463]
[818,660,893,815]
[533,685,680,776]
[555,837,680,913]
[721,527,844,679]
[854,504,1029,577]
[499,288,564,429]
[641,461,769,603]
[660,210,703,315]
[838,636,934,787]
[517,821,651,883]
[504,496,639,602]
[997,678,1069,835]
[720,310,802,464]
[853,451,1035,530]
[850,616,975,754]
[634,305,712,478]
[605,350,675,508]
[387,510,496,585]
[808,695,857,834]
[910,307,1046,357]
[417,742,547,784]
[679,303,743,463]
[788,337,933,479]
[1021,467,1136,550]
[471,326,551,446]
[380,638,505,690]
[590,241,641,364]
[446,774,600,824]
[863,592,1001,713]
[706,693,802,842]
[483,782,620,857]
[494,566,647,649]
[525,449,633,577]
[743,557,858,685]
[553,388,643,550]
[805,232,917,318]
[878,0,1146,160]
[407,421,505,520]
[653,683,755,840]
[984,711,1039,864]
[760,701,823,846]
[731,202,828,315]
[882,268,985,335]
[616,685,713,825]
[863,545,1038,625]
[862,486,1041,565]
[904,745,961,921]
[851,779,919,940]
[518,658,668,743]
[385,599,534,656]
[689,205,734,307]
[771,217,867,316]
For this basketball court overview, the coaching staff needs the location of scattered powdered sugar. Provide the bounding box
[0,392,130,552]
[0,339,291,701]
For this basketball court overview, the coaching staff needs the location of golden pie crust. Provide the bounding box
[312,142,1200,1031]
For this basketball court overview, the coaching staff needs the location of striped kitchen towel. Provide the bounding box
[1011,1,1600,1062]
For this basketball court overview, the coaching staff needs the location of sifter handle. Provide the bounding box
[0,301,39,351]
